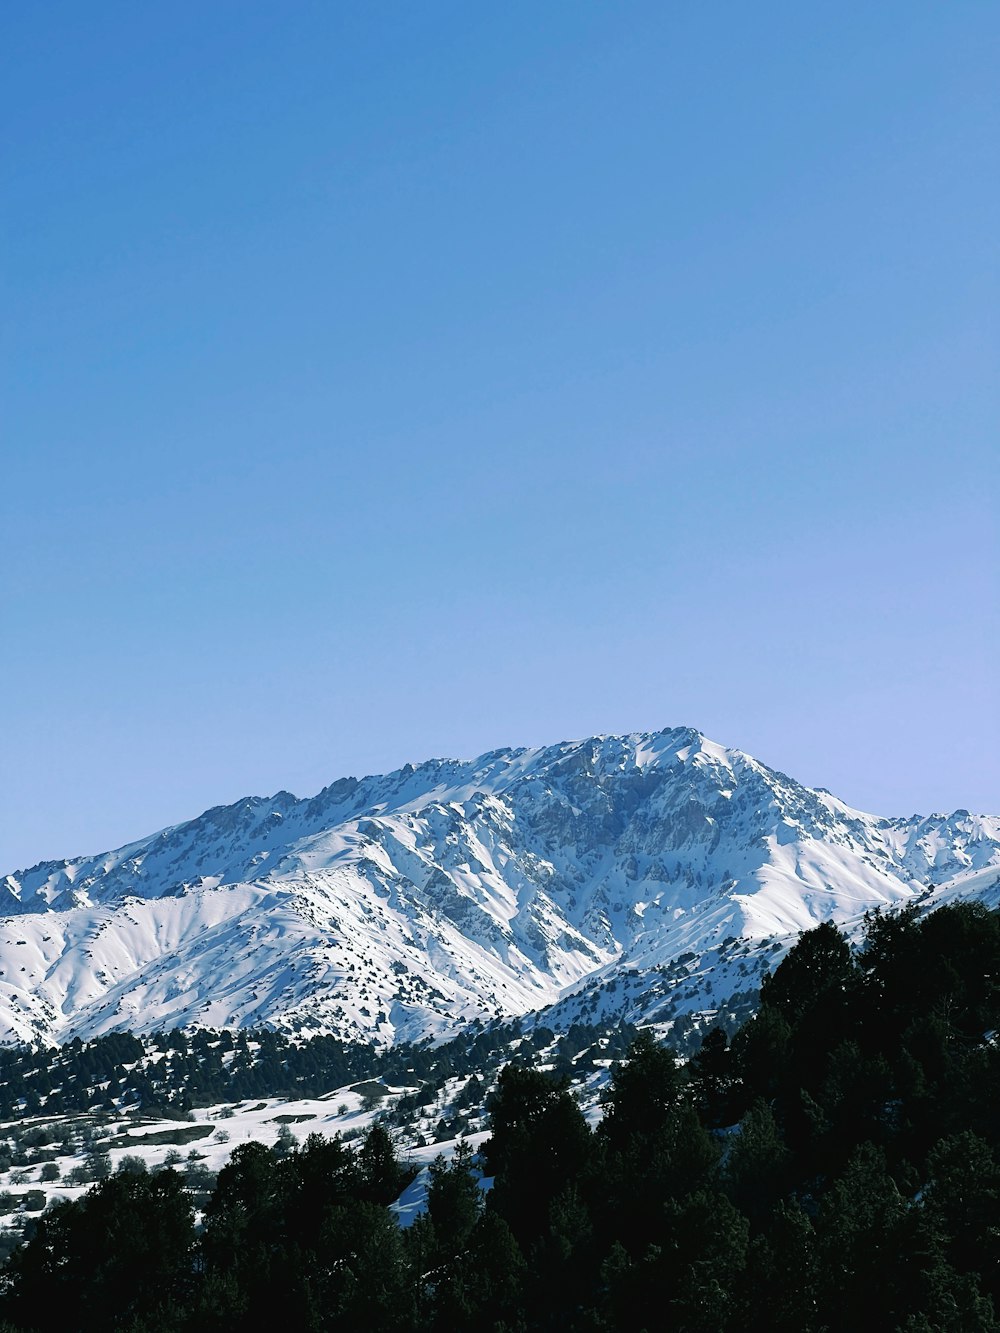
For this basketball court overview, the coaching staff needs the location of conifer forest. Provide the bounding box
[0,901,999,1331]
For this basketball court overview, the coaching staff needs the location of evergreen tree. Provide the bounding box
[599,1030,683,1151]
[814,1142,909,1330]
[688,1025,735,1127]
[424,1139,482,1259]
[0,1170,194,1332]
[358,1123,413,1205]
[742,1201,819,1333]
[724,1098,789,1226]
[482,1065,592,1247]
[923,1131,1000,1303]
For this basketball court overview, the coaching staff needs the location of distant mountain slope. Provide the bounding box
[3,727,999,1046]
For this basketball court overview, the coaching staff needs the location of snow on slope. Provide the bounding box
[2,727,998,1047]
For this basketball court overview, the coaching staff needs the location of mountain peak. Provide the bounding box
[0,729,997,1048]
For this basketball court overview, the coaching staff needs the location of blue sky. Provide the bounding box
[3,1,997,869]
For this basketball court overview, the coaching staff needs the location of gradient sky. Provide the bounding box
[3,1,998,871]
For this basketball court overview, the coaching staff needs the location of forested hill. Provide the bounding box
[1,898,999,1330]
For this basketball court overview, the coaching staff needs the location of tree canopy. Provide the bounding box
[2,900,1000,1330]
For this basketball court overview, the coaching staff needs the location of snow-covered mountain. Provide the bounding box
[3,727,999,1047]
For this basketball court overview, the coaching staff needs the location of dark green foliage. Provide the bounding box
[313,1201,415,1331]
[1,900,999,1330]
[443,1210,526,1331]
[424,1140,482,1258]
[860,901,1000,1046]
[723,1098,789,1224]
[0,1170,194,1332]
[688,1025,735,1126]
[200,1140,286,1285]
[598,1028,683,1150]
[761,918,858,1025]
[814,1142,909,1328]
[358,1122,413,1205]
[193,1125,416,1330]
[0,1015,611,1122]
[729,1002,792,1104]
[923,1131,1000,1301]
[482,1064,593,1247]
[742,1201,819,1333]
[599,1096,718,1259]
[661,1189,750,1332]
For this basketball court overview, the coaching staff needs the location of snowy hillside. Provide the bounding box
[2,727,999,1047]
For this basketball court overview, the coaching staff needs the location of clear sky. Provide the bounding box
[3,2,997,871]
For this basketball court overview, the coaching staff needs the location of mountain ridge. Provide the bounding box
[2,727,999,1048]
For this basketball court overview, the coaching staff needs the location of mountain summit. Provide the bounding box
[3,728,999,1047]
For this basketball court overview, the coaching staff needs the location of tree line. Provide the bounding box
[0,1016,637,1120]
[1,898,999,1330]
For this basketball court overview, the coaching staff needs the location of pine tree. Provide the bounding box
[482,1065,592,1246]
[1,1171,194,1332]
